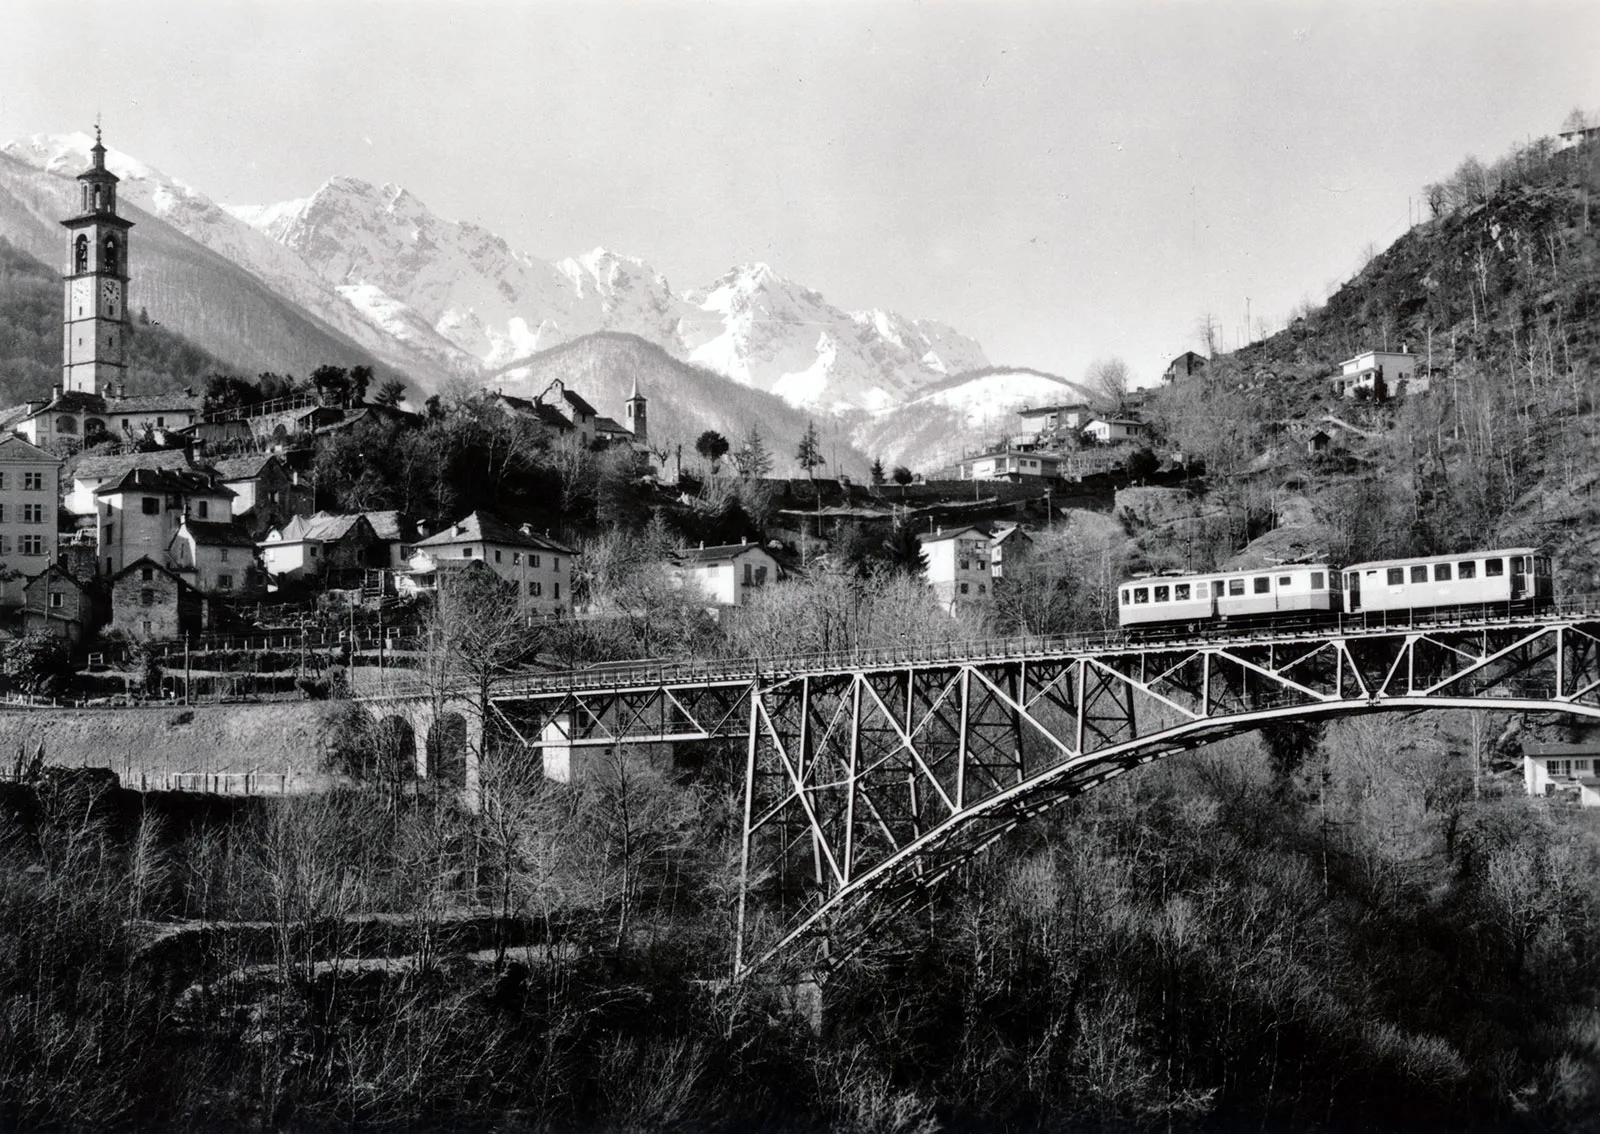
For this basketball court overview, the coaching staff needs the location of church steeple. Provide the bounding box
[625,373,647,444]
[61,127,134,397]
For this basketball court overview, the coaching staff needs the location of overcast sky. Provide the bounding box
[5,1,1598,385]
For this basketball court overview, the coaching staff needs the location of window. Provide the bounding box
[1577,760,1593,774]
[1310,571,1325,590]
[743,563,753,585]
[1387,568,1405,586]
[531,554,541,568]
[1434,563,1452,581]
[1458,560,1477,580]
[49,592,63,609]
[140,567,153,582]
[1253,577,1270,594]
[1278,575,1292,587]
[462,547,473,558]
[553,582,559,599]
[530,581,541,596]
[1213,581,1226,597]
[1485,558,1504,577]
[1228,579,1245,596]
[0,474,7,490]
[1410,565,1428,583]
[513,552,522,566]
[553,558,560,572]
[1151,585,1167,602]
[20,536,42,555]
[217,574,233,590]
[1133,587,1150,604]
[1174,583,1191,601]
[103,502,111,517]
[494,549,503,563]
[309,545,319,558]
[141,620,152,636]
[142,496,160,515]
[220,548,231,563]
[197,501,209,519]
[139,588,154,606]
[1549,759,1570,777]
[0,505,7,523]
[22,504,44,524]
[23,473,42,491]
[958,559,970,571]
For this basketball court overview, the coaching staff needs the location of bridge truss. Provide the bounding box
[493,611,1600,977]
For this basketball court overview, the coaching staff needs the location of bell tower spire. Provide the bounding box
[61,125,133,396]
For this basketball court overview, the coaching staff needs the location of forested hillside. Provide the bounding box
[0,237,224,405]
[1144,134,1600,587]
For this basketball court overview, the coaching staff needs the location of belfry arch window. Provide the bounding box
[102,236,118,274]
[74,236,88,273]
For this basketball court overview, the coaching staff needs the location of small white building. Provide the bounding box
[1523,742,1600,807]
[671,541,780,607]
[1083,418,1149,444]
[1335,349,1428,400]
[1016,402,1092,436]
[0,434,63,605]
[918,526,992,610]
[989,524,1034,580]
[956,450,1062,482]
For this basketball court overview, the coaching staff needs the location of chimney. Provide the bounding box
[699,540,705,550]
[741,536,747,545]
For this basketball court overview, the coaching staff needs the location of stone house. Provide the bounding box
[107,556,202,641]
[21,565,94,643]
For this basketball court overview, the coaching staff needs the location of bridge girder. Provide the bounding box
[489,617,1600,977]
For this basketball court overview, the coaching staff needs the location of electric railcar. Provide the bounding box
[1117,547,1553,632]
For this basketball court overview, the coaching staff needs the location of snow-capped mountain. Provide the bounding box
[224,173,987,411]
[853,368,1099,472]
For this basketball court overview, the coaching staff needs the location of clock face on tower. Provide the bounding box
[101,277,121,318]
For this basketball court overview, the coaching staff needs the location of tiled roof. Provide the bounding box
[675,542,770,563]
[212,454,280,480]
[95,466,232,498]
[181,520,258,548]
[272,511,369,544]
[0,434,61,464]
[71,449,194,481]
[1524,742,1600,758]
[361,510,417,543]
[415,510,574,553]
[560,389,598,417]
[594,415,631,435]
[106,392,203,414]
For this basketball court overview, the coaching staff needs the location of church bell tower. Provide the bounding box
[625,373,648,445]
[61,126,133,396]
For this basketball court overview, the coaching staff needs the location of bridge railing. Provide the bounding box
[494,592,1600,699]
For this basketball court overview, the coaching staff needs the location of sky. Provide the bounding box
[5,0,1599,387]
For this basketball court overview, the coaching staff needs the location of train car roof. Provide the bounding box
[1344,547,1544,571]
[1120,563,1336,587]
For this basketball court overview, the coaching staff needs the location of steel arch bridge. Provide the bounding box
[492,604,1600,977]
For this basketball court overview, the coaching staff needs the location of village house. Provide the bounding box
[0,434,63,606]
[95,465,234,577]
[169,516,262,597]
[107,557,202,641]
[918,527,993,610]
[64,449,199,516]
[212,453,306,536]
[360,510,421,570]
[1163,351,1209,383]
[671,541,781,608]
[21,564,94,643]
[989,524,1034,580]
[1016,402,1092,441]
[1083,417,1150,444]
[258,512,382,587]
[407,510,575,617]
[1335,349,1428,400]
[1523,741,1600,807]
[955,449,1063,483]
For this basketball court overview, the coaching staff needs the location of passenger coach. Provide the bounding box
[1119,564,1342,630]
[1343,548,1552,617]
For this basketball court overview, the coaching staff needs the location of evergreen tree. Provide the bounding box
[870,457,886,485]
[882,522,929,578]
[734,424,772,479]
[795,419,824,480]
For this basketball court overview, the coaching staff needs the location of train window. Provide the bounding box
[1537,558,1551,576]
[1213,581,1226,597]
[1387,568,1404,585]
[1458,561,1476,579]
[1485,558,1504,577]
[1133,587,1149,604]
[1410,565,1428,583]
[1174,583,1191,601]
[1154,585,1170,602]
[1228,579,1245,596]
[1120,589,1130,605]
[1253,577,1270,594]
[1330,572,1341,590]
[1434,563,1452,581]
[1310,571,1325,590]
[1278,576,1292,587]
